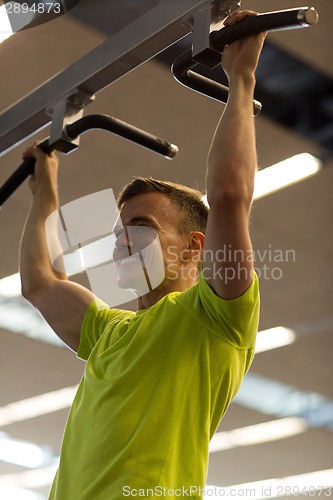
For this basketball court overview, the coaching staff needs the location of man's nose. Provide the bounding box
[115,228,133,252]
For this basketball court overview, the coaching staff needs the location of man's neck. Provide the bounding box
[136,276,197,310]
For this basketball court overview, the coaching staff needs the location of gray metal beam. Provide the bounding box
[0,0,237,157]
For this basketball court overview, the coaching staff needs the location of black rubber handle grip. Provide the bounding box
[0,140,52,208]
[65,115,178,159]
[210,7,318,51]
[172,50,262,115]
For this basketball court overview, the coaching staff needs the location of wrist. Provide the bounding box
[32,185,59,214]
[228,72,256,88]
[227,74,256,107]
[32,173,58,196]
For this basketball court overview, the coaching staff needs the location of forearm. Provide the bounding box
[20,184,67,298]
[207,74,257,207]
[206,9,266,208]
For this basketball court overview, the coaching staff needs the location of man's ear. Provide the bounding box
[181,232,205,262]
[190,231,205,251]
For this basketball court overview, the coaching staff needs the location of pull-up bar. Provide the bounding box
[172,7,318,113]
[0,114,178,208]
[0,0,221,157]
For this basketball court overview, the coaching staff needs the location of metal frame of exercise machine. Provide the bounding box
[0,1,318,207]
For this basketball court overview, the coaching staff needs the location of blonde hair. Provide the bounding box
[117,177,208,235]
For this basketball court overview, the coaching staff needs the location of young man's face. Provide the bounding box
[112,192,192,295]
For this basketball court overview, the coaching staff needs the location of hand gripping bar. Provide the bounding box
[0,114,178,208]
[209,7,318,52]
[172,7,318,113]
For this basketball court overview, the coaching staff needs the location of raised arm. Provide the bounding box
[20,144,95,352]
[203,10,266,300]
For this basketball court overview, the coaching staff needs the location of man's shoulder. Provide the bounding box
[83,298,135,329]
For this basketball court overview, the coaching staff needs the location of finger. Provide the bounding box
[224,10,258,27]
[22,142,39,155]
[224,10,257,26]
[21,142,47,160]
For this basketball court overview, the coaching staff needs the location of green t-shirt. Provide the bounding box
[49,271,259,500]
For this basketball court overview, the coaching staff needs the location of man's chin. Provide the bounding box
[116,272,150,295]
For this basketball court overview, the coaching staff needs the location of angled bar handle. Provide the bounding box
[172,7,318,113]
[172,49,262,115]
[0,115,178,208]
[64,115,178,159]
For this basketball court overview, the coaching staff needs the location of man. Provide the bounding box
[20,10,265,499]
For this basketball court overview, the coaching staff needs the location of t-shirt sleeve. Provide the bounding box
[77,298,124,361]
[197,270,260,349]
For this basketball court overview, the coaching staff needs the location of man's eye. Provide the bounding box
[114,225,150,238]
[135,225,154,235]
[128,225,149,233]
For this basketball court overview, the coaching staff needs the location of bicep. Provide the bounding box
[26,279,95,352]
[202,201,253,300]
